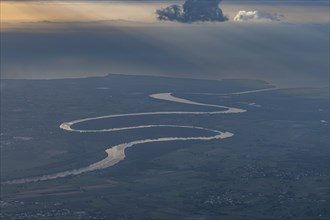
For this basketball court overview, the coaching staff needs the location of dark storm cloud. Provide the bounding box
[156,0,228,23]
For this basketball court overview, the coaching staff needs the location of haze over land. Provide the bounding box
[1,0,329,87]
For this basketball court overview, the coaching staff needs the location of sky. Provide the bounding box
[1,0,329,87]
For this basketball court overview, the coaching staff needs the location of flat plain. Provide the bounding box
[0,75,329,219]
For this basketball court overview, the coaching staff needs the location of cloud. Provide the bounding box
[234,10,284,22]
[156,0,228,23]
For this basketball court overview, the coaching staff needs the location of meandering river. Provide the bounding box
[2,92,251,185]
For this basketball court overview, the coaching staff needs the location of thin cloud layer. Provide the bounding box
[156,0,228,23]
[234,10,284,22]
